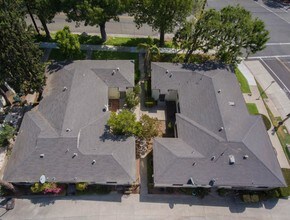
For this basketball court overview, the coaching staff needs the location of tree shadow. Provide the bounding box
[46,60,73,75]
[99,125,129,142]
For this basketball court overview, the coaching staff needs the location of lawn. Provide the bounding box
[34,33,173,48]
[257,81,268,99]
[246,103,259,115]
[265,103,290,161]
[235,68,251,94]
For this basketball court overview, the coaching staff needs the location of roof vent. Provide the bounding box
[243,155,249,159]
[229,155,235,165]
[192,162,196,166]
[112,70,116,75]
[229,102,235,106]
[218,127,224,132]
[211,156,215,161]
[66,148,69,153]
[103,104,109,112]
[66,128,71,132]
[74,177,77,180]
[217,89,221,93]
[72,153,78,158]
[40,154,44,158]
[187,177,194,185]
[169,73,173,78]
[166,70,169,74]
[116,67,120,71]
[209,179,216,186]
[63,87,67,92]
[52,177,56,181]
[92,160,96,165]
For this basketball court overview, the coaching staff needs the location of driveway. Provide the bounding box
[0,194,289,220]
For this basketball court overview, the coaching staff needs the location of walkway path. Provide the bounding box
[238,62,290,168]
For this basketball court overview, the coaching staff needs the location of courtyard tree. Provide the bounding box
[55,26,81,59]
[63,0,128,42]
[0,0,46,99]
[138,114,159,140]
[174,5,269,64]
[107,110,141,136]
[0,180,16,194]
[24,0,62,39]
[129,0,195,47]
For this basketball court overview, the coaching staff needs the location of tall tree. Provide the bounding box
[174,5,269,64]
[137,37,160,76]
[129,0,194,47]
[25,0,62,39]
[63,0,127,42]
[174,9,220,63]
[0,0,45,100]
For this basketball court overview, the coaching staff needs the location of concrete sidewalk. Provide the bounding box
[243,60,290,131]
[239,61,290,168]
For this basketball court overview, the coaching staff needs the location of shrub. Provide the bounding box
[241,194,260,203]
[192,187,210,199]
[0,124,15,147]
[76,182,88,191]
[144,97,156,108]
[260,114,271,131]
[133,85,141,95]
[30,182,63,194]
[55,26,81,59]
[125,91,139,110]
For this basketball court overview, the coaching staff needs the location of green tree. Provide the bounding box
[25,0,62,39]
[215,5,269,64]
[0,124,15,147]
[173,9,220,63]
[174,5,269,64]
[107,110,141,136]
[0,0,45,99]
[129,0,194,47]
[63,0,128,42]
[138,114,159,140]
[55,26,81,59]
[125,91,139,110]
[137,37,160,76]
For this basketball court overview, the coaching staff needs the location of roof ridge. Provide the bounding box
[93,68,133,88]
[177,113,226,142]
[242,117,286,186]
[31,111,59,137]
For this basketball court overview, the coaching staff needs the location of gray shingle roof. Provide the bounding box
[152,62,286,188]
[4,60,136,184]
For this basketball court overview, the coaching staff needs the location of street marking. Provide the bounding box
[266,43,290,45]
[254,2,290,24]
[248,55,290,59]
[277,57,290,73]
[259,58,290,94]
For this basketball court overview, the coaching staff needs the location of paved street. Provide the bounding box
[25,13,160,38]
[1,194,290,220]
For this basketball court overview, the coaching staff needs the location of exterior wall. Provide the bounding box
[108,87,120,99]
[152,89,160,100]
[165,90,178,101]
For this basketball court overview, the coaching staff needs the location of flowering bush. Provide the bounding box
[76,182,88,191]
[31,182,63,194]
